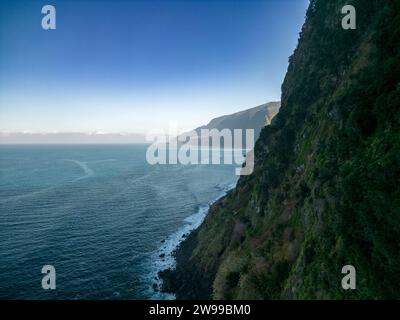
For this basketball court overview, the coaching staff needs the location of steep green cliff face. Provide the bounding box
[161,0,400,299]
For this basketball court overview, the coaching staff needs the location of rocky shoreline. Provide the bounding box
[158,229,212,299]
[158,192,233,300]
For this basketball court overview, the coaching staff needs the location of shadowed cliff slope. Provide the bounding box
[161,0,400,299]
[177,102,280,148]
[194,102,280,138]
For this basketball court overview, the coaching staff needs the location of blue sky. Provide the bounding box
[0,0,309,134]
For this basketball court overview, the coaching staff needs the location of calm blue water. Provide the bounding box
[0,144,238,299]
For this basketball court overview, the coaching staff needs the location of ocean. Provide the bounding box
[0,144,238,299]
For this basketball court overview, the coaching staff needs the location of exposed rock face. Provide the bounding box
[178,102,281,148]
[161,0,400,300]
[195,101,280,138]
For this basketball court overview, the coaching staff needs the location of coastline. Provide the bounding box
[157,186,236,300]
[150,182,237,299]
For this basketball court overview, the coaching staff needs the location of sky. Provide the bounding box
[0,0,309,137]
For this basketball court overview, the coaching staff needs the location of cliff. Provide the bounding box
[177,102,280,148]
[160,0,400,299]
[194,102,281,137]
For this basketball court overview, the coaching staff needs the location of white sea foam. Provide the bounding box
[1,159,97,204]
[64,159,94,180]
[147,181,237,300]
[0,186,56,204]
